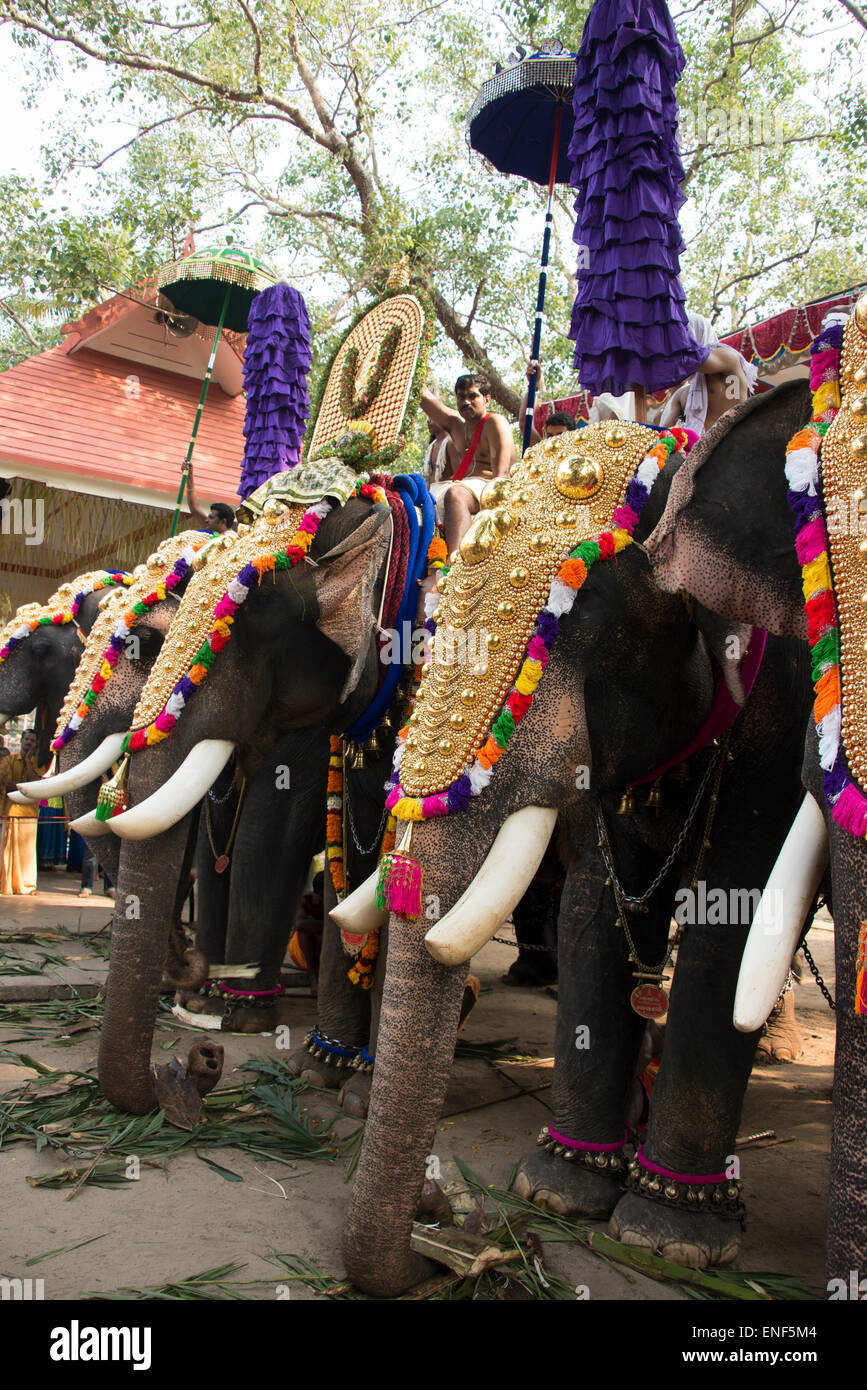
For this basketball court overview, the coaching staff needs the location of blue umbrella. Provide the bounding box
[467,44,577,451]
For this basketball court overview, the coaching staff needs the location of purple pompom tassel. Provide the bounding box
[239,284,312,498]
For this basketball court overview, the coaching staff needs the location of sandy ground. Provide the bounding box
[0,869,836,1302]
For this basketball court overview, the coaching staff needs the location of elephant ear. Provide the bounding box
[645,380,810,639]
[314,506,392,703]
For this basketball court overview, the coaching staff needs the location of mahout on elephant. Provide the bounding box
[334,402,814,1297]
[645,305,867,1291]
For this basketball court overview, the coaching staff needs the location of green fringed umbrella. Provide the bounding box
[156,244,278,533]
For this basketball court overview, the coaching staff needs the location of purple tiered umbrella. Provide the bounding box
[239,283,312,498]
[567,0,707,406]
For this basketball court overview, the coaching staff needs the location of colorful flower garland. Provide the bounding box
[385,429,691,823]
[782,319,867,1016]
[339,323,403,418]
[783,323,860,836]
[52,549,199,752]
[0,572,133,665]
[325,536,439,983]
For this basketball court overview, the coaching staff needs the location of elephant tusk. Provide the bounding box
[7,790,35,806]
[329,870,389,934]
[69,809,111,837]
[424,806,558,967]
[107,739,235,840]
[18,732,127,800]
[734,793,829,1033]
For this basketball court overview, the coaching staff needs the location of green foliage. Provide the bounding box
[0,0,864,396]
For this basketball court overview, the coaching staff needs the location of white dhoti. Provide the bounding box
[430,477,489,524]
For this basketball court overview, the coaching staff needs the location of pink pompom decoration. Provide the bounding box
[832,783,867,838]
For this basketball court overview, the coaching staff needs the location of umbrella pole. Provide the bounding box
[522,104,563,455]
[169,286,231,536]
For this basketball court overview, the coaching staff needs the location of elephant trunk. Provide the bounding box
[343,810,506,1296]
[343,906,468,1297]
[98,813,209,1113]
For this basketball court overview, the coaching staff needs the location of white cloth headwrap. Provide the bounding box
[680,311,758,437]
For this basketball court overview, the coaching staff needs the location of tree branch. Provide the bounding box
[0,299,40,347]
[233,0,263,92]
[836,0,867,29]
[426,281,520,417]
[1,3,337,152]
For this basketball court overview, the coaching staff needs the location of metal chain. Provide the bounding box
[208,766,237,804]
[490,933,552,953]
[802,939,836,1011]
[594,745,724,908]
[346,786,391,858]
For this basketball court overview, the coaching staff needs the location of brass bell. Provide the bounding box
[618,788,637,815]
[646,780,663,810]
[670,761,690,786]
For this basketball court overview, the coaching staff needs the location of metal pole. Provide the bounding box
[522,103,563,456]
[169,286,231,536]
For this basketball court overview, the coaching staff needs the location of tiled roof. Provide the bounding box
[0,341,245,506]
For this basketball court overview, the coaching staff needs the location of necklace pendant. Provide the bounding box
[214,855,230,874]
[630,980,669,1019]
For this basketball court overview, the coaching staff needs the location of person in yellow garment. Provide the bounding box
[1,730,48,895]
[0,739,10,866]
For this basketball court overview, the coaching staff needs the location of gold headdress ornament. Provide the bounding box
[400,423,657,798]
[126,461,361,738]
[0,571,131,664]
[814,306,867,790]
[53,532,210,746]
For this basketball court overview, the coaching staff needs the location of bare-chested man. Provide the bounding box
[421,373,516,556]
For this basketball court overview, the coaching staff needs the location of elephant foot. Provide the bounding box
[284,1038,364,1090]
[502,955,557,988]
[511,1147,622,1219]
[161,949,210,994]
[187,1041,224,1097]
[338,1071,372,1118]
[174,989,278,1034]
[754,990,803,1064]
[609,1191,741,1268]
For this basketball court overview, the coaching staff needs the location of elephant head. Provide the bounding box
[646,322,867,1290]
[0,570,132,766]
[15,536,209,890]
[339,413,814,1296]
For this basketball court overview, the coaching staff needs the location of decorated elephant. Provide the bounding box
[17,529,334,1038]
[0,570,133,770]
[17,535,221,986]
[82,465,432,1113]
[335,404,814,1297]
[646,307,867,1290]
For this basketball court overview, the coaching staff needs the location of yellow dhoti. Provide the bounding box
[1,817,39,894]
